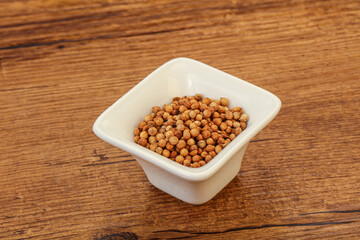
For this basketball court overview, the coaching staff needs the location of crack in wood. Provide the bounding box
[94,232,138,240]
[83,159,135,167]
[300,209,360,215]
[0,27,193,51]
[250,138,279,143]
[153,220,355,236]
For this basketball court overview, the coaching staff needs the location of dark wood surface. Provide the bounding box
[1,0,360,239]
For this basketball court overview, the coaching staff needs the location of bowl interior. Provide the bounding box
[93,58,281,180]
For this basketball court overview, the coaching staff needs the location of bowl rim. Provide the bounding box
[93,57,281,181]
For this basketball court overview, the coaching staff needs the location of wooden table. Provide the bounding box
[1,0,359,239]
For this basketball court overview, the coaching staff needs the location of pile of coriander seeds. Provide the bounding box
[133,94,248,168]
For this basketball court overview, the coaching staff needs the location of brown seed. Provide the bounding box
[190,128,200,137]
[163,112,170,120]
[232,107,242,112]
[203,98,211,105]
[150,142,157,151]
[233,112,241,120]
[202,109,211,118]
[143,125,150,131]
[195,94,203,101]
[200,151,208,158]
[197,140,206,149]
[180,148,188,156]
[206,138,215,145]
[226,120,233,127]
[208,106,215,114]
[189,110,196,119]
[190,145,198,151]
[175,130,182,139]
[220,97,229,106]
[183,159,191,167]
[138,138,147,147]
[156,110,164,117]
[213,118,222,126]
[177,140,186,149]
[175,155,184,164]
[134,128,140,136]
[164,105,173,113]
[154,117,164,126]
[213,112,220,118]
[229,134,236,140]
[211,124,218,131]
[240,114,249,122]
[192,155,202,162]
[176,120,184,126]
[183,129,191,140]
[148,127,157,136]
[202,130,211,139]
[162,149,170,158]
[209,151,216,157]
[192,162,200,168]
[134,136,140,142]
[184,120,192,126]
[225,111,233,120]
[194,120,201,126]
[205,145,215,152]
[176,124,185,131]
[202,125,210,131]
[205,155,213,162]
[155,147,163,155]
[167,118,175,126]
[147,120,156,127]
[240,122,247,130]
[233,121,240,128]
[218,106,225,113]
[138,121,147,130]
[209,102,217,108]
[191,102,200,109]
[140,131,148,139]
[158,139,167,148]
[189,99,197,104]
[195,114,203,121]
[201,119,208,126]
[152,106,161,114]
[187,138,196,146]
[156,133,165,141]
[199,160,206,166]
[144,115,153,122]
[169,136,179,145]
[220,122,227,131]
[165,131,174,139]
[189,150,198,156]
[166,142,174,150]
[189,122,197,129]
[148,136,156,143]
[184,100,191,108]
[181,112,189,121]
[170,151,178,158]
[179,105,187,113]
[218,137,225,145]
[226,126,232,134]
[212,132,220,141]
[215,145,222,153]
[234,127,242,135]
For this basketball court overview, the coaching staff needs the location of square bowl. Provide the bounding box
[93,57,281,205]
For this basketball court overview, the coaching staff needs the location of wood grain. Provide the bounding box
[1,0,359,239]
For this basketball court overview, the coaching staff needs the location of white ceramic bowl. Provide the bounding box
[93,57,281,205]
